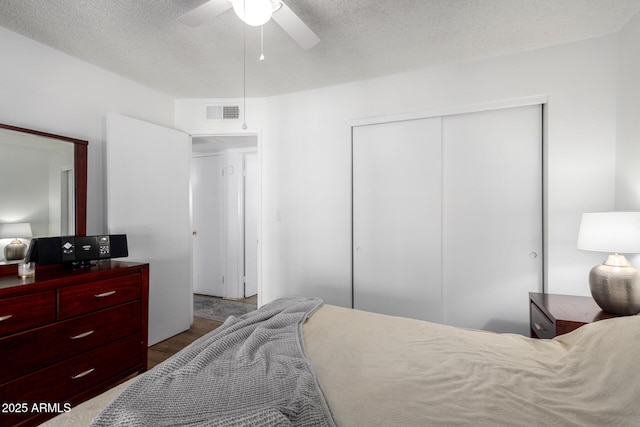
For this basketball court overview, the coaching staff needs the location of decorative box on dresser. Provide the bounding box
[0,261,149,427]
[529,292,619,339]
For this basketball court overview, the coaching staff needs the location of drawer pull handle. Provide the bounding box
[70,330,95,340]
[0,315,12,322]
[94,290,116,298]
[71,368,95,379]
[534,322,546,331]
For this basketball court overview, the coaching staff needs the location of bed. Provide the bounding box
[42,297,640,426]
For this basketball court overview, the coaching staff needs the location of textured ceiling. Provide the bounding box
[1,0,639,98]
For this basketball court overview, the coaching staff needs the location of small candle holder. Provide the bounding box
[18,261,35,278]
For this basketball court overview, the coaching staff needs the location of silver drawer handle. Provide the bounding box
[0,315,13,322]
[534,322,546,331]
[94,290,116,298]
[70,330,95,340]
[71,368,95,379]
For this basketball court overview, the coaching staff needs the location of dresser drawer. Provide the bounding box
[0,291,55,337]
[0,333,141,427]
[530,302,555,339]
[0,301,141,384]
[58,273,141,319]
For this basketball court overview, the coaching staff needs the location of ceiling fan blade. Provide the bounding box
[272,2,320,50]
[178,0,232,27]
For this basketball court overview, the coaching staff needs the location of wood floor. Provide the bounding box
[147,294,257,369]
[242,294,258,305]
[147,316,223,369]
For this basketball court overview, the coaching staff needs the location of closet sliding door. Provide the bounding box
[352,104,542,335]
[352,118,443,322]
[442,105,542,334]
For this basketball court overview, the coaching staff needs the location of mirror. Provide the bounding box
[0,124,87,269]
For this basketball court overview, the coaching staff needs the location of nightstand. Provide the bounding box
[529,292,619,338]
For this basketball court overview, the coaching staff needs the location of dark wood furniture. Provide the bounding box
[0,261,148,427]
[529,292,619,339]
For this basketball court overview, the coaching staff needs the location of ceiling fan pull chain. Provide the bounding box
[242,21,248,130]
[260,25,265,61]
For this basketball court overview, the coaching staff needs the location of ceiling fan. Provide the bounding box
[178,0,320,50]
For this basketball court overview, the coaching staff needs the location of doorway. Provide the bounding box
[191,134,260,303]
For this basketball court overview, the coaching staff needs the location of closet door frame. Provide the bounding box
[352,95,548,129]
[350,94,548,322]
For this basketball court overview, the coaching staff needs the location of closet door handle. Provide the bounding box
[0,315,12,322]
[94,290,116,298]
[70,330,95,340]
[71,368,95,379]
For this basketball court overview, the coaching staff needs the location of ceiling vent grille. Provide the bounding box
[206,105,240,121]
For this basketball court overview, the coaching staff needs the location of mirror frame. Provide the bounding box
[0,123,87,275]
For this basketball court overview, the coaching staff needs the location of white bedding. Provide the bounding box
[303,305,640,426]
[44,304,640,426]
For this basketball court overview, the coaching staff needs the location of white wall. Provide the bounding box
[0,27,175,234]
[177,35,619,307]
[0,143,50,234]
[615,12,640,266]
[616,12,640,211]
[0,143,49,261]
[266,36,617,305]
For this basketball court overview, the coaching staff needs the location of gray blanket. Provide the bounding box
[90,297,335,427]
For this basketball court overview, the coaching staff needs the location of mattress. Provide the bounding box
[42,303,640,426]
[303,305,640,426]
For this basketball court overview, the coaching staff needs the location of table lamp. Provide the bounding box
[577,212,640,315]
[1,222,33,261]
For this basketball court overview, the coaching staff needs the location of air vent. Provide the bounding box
[206,105,240,121]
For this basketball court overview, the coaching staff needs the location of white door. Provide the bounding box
[442,105,542,335]
[106,113,192,346]
[192,155,225,297]
[352,118,443,322]
[243,152,258,297]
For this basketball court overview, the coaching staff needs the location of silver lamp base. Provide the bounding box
[4,239,27,261]
[589,254,640,315]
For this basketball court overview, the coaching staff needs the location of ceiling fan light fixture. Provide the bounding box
[232,0,273,26]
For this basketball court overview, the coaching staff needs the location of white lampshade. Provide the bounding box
[232,0,273,26]
[577,212,640,254]
[0,222,33,239]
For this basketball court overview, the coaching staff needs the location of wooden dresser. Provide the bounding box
[0,261,149,427]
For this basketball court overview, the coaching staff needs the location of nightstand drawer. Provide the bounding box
[530,302,555,339]
[0,291,56,337]
[0,301,141,384]
[529,293,619,339]
[58,273,141,318]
